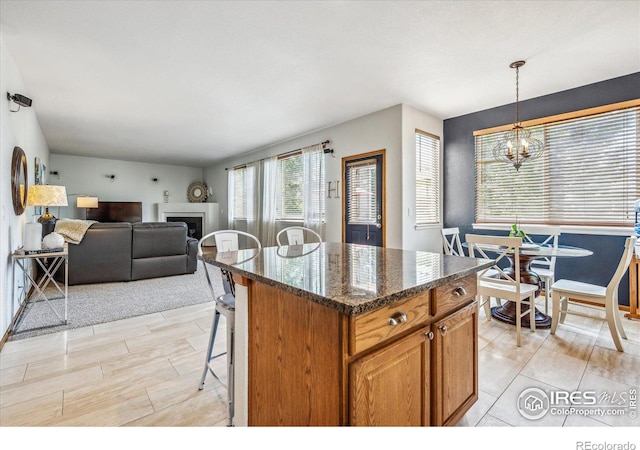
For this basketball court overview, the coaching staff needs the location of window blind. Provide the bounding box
[304,148,326,223]
[276,153,303,220]
[232,165,252,220]
[415,130,440,225]
[346,158,377,224]
[475,104,640,226]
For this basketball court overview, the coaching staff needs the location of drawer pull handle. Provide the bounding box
[388,311,408,326]
[453,286,467,297]
[439,325,448,335]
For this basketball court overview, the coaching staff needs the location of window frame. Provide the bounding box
[276,151,305,222]
[415,129,441,227]
[474,100,640,229]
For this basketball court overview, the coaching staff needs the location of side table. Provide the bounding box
[10,246,68,333]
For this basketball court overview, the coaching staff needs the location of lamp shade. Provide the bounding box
[26,185,68,207]
[77,196,98,208]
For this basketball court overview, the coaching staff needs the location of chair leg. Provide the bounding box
[611,294,627,340]
[480,295,491,321]
[550,291,560,334]
[226,309,236,426]
[542,277,550,315]
[529,294,536,333]
[199,309,221,390]
[516,299,522,347]
[559,297,568,324]
[605,297,624,352]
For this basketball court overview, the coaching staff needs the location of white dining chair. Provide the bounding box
[197,229,261,426]
[467,234,538,346]
[550,236,636,352]
[441,227,465,256]
[276,226,322,246]
[519,225,561,315]
[446,227,503,314]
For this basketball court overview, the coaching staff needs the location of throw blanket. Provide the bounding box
[54,218,97,244]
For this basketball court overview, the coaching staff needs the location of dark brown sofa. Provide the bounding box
[58,221,198,285]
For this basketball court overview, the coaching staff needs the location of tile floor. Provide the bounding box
[1,296,639,428]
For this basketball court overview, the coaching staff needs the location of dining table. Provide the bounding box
[464,241,593,328]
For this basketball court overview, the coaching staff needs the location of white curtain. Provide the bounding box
[245,161,259,238]
[227,169,234,229]
[260,156,279,247]
[302,144,325,238]
[228,143,326,246]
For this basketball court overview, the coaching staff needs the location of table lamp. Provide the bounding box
[27,184,68,237]
[77,196,98,219]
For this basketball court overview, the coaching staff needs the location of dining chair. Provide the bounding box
[550,236,636,352]
[276,226,322,246]
[197,229,262,426]
[441,227,465,256]
[446,227,503,312]
[466,234,538,346]
[519,225,562,315]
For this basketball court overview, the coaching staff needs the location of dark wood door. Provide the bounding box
[344,152,384,246]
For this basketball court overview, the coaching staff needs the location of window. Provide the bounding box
[232,165,253,220]
[276,153,304,220]
[230,144,326,230]
[346,158,378,224]
[415,130,440,225]
[475,102,640,226]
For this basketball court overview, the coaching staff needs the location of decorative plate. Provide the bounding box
[187,182,208,203]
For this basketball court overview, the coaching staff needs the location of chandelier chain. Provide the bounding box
[515,65,520,124]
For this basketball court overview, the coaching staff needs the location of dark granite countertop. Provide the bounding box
[201,242,493,316]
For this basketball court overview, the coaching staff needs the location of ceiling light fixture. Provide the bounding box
[492,61,543,171]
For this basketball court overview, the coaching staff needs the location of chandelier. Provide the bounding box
[492,60,543,171]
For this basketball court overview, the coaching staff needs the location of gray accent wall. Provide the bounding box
[443,72,640,306]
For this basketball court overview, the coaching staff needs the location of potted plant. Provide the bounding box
[509,223,527,239]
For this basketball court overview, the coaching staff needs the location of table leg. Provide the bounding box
[490,254,552,329]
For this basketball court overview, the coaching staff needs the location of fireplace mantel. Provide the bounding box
[156,203,219,240]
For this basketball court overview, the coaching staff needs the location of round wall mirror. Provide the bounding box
[187,181,208,203]
[11,146,28,215]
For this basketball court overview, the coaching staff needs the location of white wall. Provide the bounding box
[401,104,444,252]
[1,36,51,338]
[205,104,442,250]
[50,154,206,221]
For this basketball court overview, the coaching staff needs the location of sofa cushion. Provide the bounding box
[132,222,188,259]
[67,222,133,285]
[131,254,189,281]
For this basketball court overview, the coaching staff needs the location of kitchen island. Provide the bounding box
[201,242,493,426]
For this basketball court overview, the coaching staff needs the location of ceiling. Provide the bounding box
[1,1,639,167]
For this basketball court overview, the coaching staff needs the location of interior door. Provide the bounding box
[344,152,384,246]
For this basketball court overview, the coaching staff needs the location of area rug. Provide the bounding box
[9,261,222,341]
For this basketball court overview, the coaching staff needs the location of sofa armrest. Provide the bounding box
[186,237,198,273]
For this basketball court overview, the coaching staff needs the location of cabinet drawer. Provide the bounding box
[431,275,476,317]
[351,291,430,355]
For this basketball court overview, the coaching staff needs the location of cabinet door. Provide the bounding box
[432,301,478,426]
[350,327,430,426]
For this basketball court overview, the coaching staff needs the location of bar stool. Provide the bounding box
[276,226,322,246]
[197,230,261,426]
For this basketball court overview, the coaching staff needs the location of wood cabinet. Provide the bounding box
[350,326,431,426]
[247,274,478,426]
[431,301,478,426]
